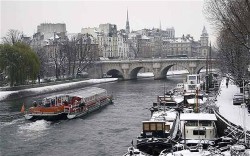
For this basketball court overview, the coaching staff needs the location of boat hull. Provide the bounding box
[137,140,173,156]
[66,98,112,119]
[24,112,68,121]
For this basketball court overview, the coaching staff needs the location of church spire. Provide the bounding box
[126,9,130,34]
[201,26,208,37]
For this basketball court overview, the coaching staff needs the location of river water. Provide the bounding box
[0,76,183,156]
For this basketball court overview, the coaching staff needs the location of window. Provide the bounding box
[143,123,150,131]
[193,130,206,135]
[165,125,170,131]
[200,121,211,126]
[150,123,156,130]
[189,76,197,80]
[186,121,198,126]
[157,123,163,130]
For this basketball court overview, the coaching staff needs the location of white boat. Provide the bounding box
[180,113,218,147]
[183,74,202,93]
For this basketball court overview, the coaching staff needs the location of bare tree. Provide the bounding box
[47,38,66,79]
[204,0,250,86]
[204,0,250,50]
[217,28,250,84]
[76,34,98,74]
[34,47,49,79]
[62,36,78,77]
[127,35,141,58]
[2,29,24,45]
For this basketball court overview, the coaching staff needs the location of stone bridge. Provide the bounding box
[96,58,216,80]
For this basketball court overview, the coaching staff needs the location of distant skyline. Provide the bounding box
[1,0,216,43]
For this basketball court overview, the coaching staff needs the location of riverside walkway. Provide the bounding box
[216,77,250,130]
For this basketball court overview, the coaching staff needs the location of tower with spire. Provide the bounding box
[200,26,208,47]
[126,9,130,34]
[200,26,209,57]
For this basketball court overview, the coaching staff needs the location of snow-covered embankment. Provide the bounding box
[0,78,118,101]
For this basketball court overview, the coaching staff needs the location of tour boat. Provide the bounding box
[22,87,113,120]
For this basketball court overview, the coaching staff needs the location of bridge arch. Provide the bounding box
[106,69,124,78]
[129,65,151,79]
[195,64,206,74]
[157,64,190,79]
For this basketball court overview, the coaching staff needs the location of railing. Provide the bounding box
[213,109,250,138]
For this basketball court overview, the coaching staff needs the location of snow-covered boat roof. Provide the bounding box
[150,111,177,121]
[187,99,204,104]
[180,113,217,121]
[43,87,107,99]
[184,93,204,96]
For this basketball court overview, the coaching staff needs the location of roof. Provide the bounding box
[187,99,204,104]
[180,113,217,121]
[43,87,107,99]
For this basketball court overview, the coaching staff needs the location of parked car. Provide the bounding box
[233,93,244,105]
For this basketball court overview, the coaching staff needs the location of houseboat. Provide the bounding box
[151,93,179,113]
[136,110,180,155]
[22,87,113,120]
[179,113,218,149]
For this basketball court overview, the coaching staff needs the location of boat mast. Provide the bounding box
[164,83,166,112]
[196,87,199,113]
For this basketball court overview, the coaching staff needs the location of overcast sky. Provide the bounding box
[1,0,216,43]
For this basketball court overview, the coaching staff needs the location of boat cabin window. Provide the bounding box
[188,75,197,81]
[165,125,170,131]
[143,123,150,131]
[150,123,156,130]
[188,85,196,90]
[199,121,212,126]
[157,123,163,130]
[186,121,198,126]
[143,122,164,131]
[188,75,200,83]
[193,129,206,135]
[186,120,212,127]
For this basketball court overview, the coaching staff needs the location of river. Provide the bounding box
[0,76,184,156]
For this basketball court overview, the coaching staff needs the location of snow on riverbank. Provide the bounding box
[137,70,189,77]
[216,78,250,130]
[0,78,118,101]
